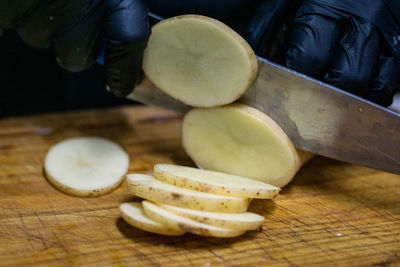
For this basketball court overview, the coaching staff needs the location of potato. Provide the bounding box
[154,164,280,198]
[44,137,129,197]
[182,104,313,187]
[159,203,264,231]
[120,202,185,236]
[142,15,258,107]
[126,174,250,213]
[142,201,245,238]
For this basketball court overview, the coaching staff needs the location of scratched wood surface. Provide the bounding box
[0,105,399,266]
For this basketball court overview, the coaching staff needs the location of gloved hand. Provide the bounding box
[285,0,400,106]
[0,0,150,97]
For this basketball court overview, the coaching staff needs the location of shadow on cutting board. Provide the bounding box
[116,217,263,246]
[115,197,276,245]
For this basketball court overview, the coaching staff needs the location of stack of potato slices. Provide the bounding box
[120,164,280,238]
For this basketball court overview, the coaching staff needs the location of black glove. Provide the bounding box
[0,0,150,97]
[285,0,400,106]
[147,0,296,62]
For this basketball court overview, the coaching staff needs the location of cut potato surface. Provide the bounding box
[154,164,280,198]
[142,15,258,107]
[182,104,313,187]
[120,202,185,236]
[159,203,264,231]
[127,174,249,213]
[142,201,245,238]
[44,137,129,197]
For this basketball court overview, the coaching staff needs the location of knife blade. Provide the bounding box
[129,55,400,175]
[240,56,400,174]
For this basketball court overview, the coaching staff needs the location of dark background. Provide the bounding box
[0,4,295,118]
[0,29,133,118]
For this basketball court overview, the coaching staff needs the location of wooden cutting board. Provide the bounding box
[0,105,398,266]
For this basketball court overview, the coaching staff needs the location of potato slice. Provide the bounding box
[154,164,280,198]
[142,15,258,107]
[182,104,313,187]
[127,174,249,213]
[44,137,129,197]
[142,201,245,238]
[120,202,185,236]
[159,203,264,231]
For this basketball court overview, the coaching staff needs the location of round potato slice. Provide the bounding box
[142,15,258,107]
[142,201,245,238]
[120,202,185,236]
[182,104,313,187]
[154,164,280,198]
[44,137,129,197]
[159,203,264,231]
[127,174,250,213]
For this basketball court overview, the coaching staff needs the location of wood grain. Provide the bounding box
[0,105,398,266]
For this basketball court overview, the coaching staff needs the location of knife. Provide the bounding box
[129,55,400,175]
[129,12,400,174]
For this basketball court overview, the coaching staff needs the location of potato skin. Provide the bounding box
[142,15,258,107]
[44,162,125,197]
[160,204,264,231]
[153,163,280,199]
[44,136,129,197]
[127,175,250,213]
[182,104,313,187]
[142,201,246,238]
[120,202,185,236]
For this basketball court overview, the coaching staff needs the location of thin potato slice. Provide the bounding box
[127,174,250,213]
[142,201,245,238]
[154,164,280,198]
[120,202,185,236]
[182,104,313,187]
[44,137,129,197]
[142,15,258,107]
[159,203,264,231]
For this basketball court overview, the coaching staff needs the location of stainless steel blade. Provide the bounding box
[128,78,191,113]
[238,56,400,174]
[128,54,400,174]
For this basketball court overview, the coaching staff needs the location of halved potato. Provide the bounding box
[142,15,258,107]
[142,201,245,238]
[120,202,185,236]
[182,104,313,187]
[44,137,129,197]
[127,174,250,213]
[154,164,280,198]
[159,203,264,231]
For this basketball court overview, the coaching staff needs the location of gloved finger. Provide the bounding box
[285,14,339,79]
[104,0,150,98]
[16,1,91,49]
[324,19,380,98]
[367,55,400,106]
[53,11,103,72]
[243,0,292,58]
